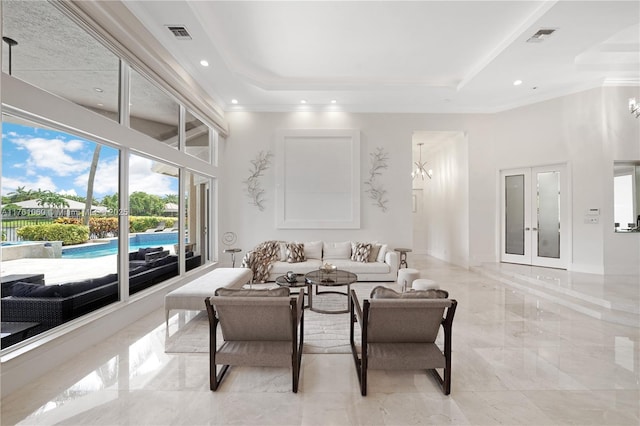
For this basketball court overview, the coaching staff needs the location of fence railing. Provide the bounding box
[1,217,54,241]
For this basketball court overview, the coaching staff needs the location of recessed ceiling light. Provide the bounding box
[231,99,238,104]
[300,100,307,104]
[331,100,337,104]
[94,87,103,92]
[513,80,523,86]
[200,60,209,67]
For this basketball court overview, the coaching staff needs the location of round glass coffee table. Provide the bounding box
[275,274,310,309]
[304,269,358,314]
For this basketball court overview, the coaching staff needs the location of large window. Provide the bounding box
[1,116,120,348]
[1,0,216,352]
[127,154,180,293]
[130,70,180,147]
[185,110,211,162]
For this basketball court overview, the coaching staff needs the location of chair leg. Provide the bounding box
[211,364,230,391]
[428,368,450,395]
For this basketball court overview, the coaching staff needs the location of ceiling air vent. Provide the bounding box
[527,28,557,43]
[166,25,192,40]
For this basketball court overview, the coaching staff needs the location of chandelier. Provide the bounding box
[412,143,432,180]
[629,98,640,118]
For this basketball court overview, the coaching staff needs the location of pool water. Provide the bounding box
[62,233,179,259]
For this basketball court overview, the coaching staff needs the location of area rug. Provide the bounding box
[165,281,397,354]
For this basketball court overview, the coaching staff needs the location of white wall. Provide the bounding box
[413,132,469,268]
[220,113,409,257]
[485,87,640,274]
[602,87,640,275]
[221,87,640,275]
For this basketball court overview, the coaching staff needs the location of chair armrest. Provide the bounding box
[295,291,304,325]
[350,289,364,327]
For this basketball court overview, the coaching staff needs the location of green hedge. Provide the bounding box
[129,216,176,233]
[17,223,90,245]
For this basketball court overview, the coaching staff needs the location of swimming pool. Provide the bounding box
[62,232,179,259]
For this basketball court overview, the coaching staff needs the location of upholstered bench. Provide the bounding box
[164,268,252,325]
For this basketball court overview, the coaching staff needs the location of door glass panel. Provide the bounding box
[505,174,525,255]
[537,171,560,259]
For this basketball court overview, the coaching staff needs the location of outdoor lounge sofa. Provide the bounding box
[1,252,201,348]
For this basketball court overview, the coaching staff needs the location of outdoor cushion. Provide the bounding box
[129,265,150,276]
[91,273,119,287]
[10,282,60,298]
[130,246,163,261]
[147,254,177,268]
[370,286,449,299]
[57,280,103,297]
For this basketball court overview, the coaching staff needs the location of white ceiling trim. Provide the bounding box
[456,0,558,91]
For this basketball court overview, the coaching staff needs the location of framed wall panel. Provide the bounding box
[276,129,360,229]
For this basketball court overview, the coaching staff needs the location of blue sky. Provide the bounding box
[2,122,178,199]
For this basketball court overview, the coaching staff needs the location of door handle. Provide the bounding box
[525,227,530,231]
[532,227,538,231]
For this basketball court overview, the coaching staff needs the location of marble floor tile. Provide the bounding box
[2,255,639,426]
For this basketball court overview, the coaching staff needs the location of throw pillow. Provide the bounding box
[368,243,382,263]
[323,241,352,259]
[278,242,288,261]
[215,287,290,297]
[370,286,449,299]
[351,242,372,263]
[286,243,306,263]
[91,273,119,287]
[304,241,323,260]
[11,282,60,298]
[376,244,388,263]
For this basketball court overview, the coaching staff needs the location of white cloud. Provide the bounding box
[11,137,91,177]
[58,189,78,197]
[1,175,58,196]
[74,156,119,196]
[129,155,178,196]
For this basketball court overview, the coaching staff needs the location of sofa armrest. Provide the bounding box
[145,250,170,262]
[1,296,71,326]
[385,251,399,274]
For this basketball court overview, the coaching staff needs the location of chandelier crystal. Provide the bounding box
[412,143,432,180]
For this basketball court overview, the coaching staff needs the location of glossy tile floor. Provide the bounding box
[2,255,639,425]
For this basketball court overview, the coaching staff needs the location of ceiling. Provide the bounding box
[123,0,640,114]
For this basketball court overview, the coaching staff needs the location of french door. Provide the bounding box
[500,164,568,269]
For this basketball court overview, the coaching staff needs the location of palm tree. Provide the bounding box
[36,190,69,216]
[83,145,102,225]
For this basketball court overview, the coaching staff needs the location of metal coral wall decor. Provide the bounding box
[364,147,390,212]
[244,150,272,211]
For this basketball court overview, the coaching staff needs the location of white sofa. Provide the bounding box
[266,241,398,282]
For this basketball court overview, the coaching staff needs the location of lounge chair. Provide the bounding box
[349,287,457,395]
[205,288,304,392]
[144,221,166,233]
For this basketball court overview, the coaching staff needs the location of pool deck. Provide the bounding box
[0,256,118,284]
